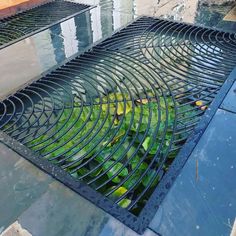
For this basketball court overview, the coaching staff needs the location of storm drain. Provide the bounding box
[0,1,91,48]
[1,16,236,233]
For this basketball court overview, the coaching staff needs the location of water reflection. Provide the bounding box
[39,0,235,70]
[42,0,199,69]
[50,23,66,63]
[0,0,234,98]
[36,2,136,69]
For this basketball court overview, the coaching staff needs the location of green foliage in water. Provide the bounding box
[29,93,196,209]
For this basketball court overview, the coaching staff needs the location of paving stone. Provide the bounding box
[18,181,109,236]
[149,109,236,236]
[0,143,52,231]
[18,181,159,236]
[221,81,236,113]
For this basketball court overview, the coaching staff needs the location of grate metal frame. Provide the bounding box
[0,0,94,50]
[0,16,236,234]
[1,68,235,234]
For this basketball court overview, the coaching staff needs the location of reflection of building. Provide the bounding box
[113,0,134,30]
[50,24,66,64]
[75,11,93,48]
[61,18,78,59]
[90,6,102,43]
[100,0,114,37]
[33,30,56,71]
[48,10,94,63]
[58,11,93,59]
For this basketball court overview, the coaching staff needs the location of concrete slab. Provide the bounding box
[18,181,159,236]
[149,109,236,236]
[221,81,236,113]
[0,143,52,233]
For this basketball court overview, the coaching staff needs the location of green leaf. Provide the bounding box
[117,102,124,115]
[123,173,140,189]
[27,92,193,209]
[70,172,79,179]
[142,170,157,187]
[116,101,132,115]
[66,149,86,162]
[112,186,127,198]
[142,135,161,155]
[130,156,141,169]
[103,161,128,183]
[118,199,131,208]
[131,159,148,173]
[120,166,128,177]
[48,146,66,158]
[127,147,136,159]
[77,167,88,176]
[142,137,150,151]
[88,161,103,177]
[112,176,121,183]
[112,147,125,161]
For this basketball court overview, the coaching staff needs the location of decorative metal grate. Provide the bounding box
[0,1,91,48]
[1,16,236,233]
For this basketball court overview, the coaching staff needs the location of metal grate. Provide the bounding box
[1,16,236,233]
[0,1,91,49]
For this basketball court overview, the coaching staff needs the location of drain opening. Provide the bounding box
[0,16,236,233]
[0,1,91,48]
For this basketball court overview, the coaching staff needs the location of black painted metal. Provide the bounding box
[0,16,236,234]
[0,1,91,49]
